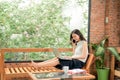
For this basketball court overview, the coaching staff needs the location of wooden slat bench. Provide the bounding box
[0,48,94,80]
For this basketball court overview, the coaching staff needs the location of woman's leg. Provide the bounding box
[31,57,60,67]
[42,57,57,62]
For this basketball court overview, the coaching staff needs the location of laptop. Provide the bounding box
[53,48,61,57]
[53,48,71,60]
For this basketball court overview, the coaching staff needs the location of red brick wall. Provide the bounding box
[108,0,120,46]
[90,0,106,43]
[90,0,120,46]
[118,2,120,45]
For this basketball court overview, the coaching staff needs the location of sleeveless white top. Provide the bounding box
[72,41,89,63]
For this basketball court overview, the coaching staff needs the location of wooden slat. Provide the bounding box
[14,67,21,73]
[5,68,11,74]
[26,67,34,72]
[19,67,26,73]
[116,47,120,53]
[23,67,30,72]
[1,48,72,53]
[31,66,38,72]
[10,68,16,74]
[115,70,120,77]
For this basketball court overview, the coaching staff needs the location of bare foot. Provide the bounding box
[30,60,39,68]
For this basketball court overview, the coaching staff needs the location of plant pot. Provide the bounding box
[97,68,110,80]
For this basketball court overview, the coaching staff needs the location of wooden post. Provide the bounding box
[110,55,115,80]
[0,50,5,80]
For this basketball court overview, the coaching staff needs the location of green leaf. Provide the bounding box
[107,47,120,61]
[95,45,105,57]
[100,38,106,47]
[90,43,98,50]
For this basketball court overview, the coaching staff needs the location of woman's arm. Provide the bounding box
[72,43,76,54]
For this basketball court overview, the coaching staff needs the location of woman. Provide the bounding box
[31,29,88,69]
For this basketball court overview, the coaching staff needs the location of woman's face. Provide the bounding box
[72,33,80,42]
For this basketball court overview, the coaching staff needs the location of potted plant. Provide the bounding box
[91,38,120,80]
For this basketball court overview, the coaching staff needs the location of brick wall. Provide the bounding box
[108,0,120,46]
[90,0,106,43]
[90,0,120,46]
[117,1,120,46]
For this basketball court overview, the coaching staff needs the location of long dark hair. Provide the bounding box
[70,29,86,41]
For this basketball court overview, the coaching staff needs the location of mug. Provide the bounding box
[62,66,69,74]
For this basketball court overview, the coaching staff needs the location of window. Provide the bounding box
[0,0,90,61]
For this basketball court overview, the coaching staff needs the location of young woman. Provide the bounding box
[31,29,88,69]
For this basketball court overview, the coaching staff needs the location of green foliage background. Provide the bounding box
[0,0,88,61]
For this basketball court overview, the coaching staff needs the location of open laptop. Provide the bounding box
[53,48,71,60]
[53,48,61,57]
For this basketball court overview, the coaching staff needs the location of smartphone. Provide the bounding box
[72,39,76,43]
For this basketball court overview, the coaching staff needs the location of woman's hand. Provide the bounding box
[71,39,76,54]
[71,39,76,45]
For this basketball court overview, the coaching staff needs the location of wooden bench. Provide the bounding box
[0,48,94,80]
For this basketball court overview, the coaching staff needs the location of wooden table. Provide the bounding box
[28,72,95,80]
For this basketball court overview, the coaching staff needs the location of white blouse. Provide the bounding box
[72,41,89,63]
